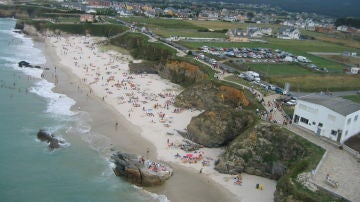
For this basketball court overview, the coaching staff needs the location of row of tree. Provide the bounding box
[335,18,360,28]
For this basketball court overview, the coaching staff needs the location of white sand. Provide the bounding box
[46,35,276,201]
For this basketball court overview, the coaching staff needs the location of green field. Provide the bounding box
[120,17,202,29]
[301,30,360,49]
[180,38,359,71]
[269,74,360,92]
[179,38,359,53]
[120,17,228,38]
[188,20,282,31]
[342,94,360,103]
[247,63,316,76]
[153,28,226,38]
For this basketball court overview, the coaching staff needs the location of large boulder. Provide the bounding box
[111,152,173,186]
[18,61,41,69]
[175,82,251,110]
[215,124,306,179]
[37,129,64,150]
[185,109,256,147]
[18,61,31,68]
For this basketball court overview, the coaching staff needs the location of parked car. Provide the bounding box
[275,87,284,94]
[285,100,296,105]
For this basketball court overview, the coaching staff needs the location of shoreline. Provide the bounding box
[34,32,275,202]
[35,36,238,201]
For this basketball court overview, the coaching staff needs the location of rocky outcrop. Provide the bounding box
[37,129,65,150]
[158,60,208,86]
[18,61,43,69]
[22,24,44,38]
[185,108,256,147]
[129,60,208,87]
[175,82,250,110]
[111,152,173,186]
[215,124,306,179]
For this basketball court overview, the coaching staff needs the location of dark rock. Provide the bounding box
[215,124,306,179]
[18,61,31,68]
[185,109,256,147]
[111,152,173,186]
[37,129,64,150]
[18,61,42,69]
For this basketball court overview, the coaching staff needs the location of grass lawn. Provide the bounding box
[56,17,80,23]
[187,20,282,31]
[247,63,316,76]
[313,54,360,67]
[153,28,226,38]
[119,17,202,29]
[302,30,360,49]
[179,38,359,53]
[342,94,360,103]
[282,105,295,119]
[179,38,357,71]
[270,74,360,92]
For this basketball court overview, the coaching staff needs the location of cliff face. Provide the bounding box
[158,60,208,86]
[129,60,208,87]
[215,124,306,179]
[175,82,250,110]
[22,24,44,39]
[186,109,256,147]
[0,8,29,18]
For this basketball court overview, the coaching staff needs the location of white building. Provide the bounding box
[277,27,300,40]
[293,94,360,143]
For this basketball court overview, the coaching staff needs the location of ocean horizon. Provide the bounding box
[0,18,167,202]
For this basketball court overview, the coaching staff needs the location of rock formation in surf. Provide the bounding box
[111,152,173,186]
[37,129,65,150]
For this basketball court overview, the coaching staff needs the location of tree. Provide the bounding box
[247,12,254,19]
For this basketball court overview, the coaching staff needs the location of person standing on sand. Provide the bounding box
[146,148,150,159]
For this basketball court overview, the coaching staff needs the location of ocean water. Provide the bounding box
[0,18,166,202]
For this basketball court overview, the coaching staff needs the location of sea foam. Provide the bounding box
[29,79,77,116]
[8,28,77,117]
[133,185,171,202]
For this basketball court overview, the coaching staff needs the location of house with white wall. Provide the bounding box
[292,94,360,143]
[277,27,300,40]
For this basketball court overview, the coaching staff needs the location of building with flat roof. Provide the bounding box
[292,94,360,143]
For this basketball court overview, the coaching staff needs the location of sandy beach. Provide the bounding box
[39,34,276,202]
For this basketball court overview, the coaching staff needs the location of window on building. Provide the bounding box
[300,117,309,124]
[318,123,323,127]
[331,130,337,136]
[312,121,316,125]
[347,118,352,125]
[345,130,348,136]
[355,115,358,121]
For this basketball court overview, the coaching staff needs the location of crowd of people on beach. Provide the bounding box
[45,34,275,198]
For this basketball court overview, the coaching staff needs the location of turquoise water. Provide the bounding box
[0,18,159,202]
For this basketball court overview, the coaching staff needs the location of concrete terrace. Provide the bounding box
[287,125,360,202]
